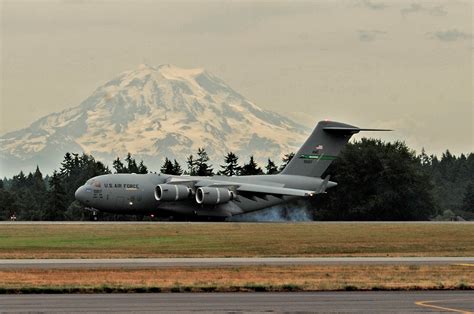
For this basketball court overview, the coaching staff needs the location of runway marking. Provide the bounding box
[415,299,474,313]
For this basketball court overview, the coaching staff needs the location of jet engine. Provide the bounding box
[195,187,235,205]
[155,184,192,201]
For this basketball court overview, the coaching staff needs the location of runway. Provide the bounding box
[0,257,473,269]
[1,221,473,224]
[1,291,472,313]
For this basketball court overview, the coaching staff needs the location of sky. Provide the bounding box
[1,0,473,156]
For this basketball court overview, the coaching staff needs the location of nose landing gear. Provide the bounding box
[85,207,99,221]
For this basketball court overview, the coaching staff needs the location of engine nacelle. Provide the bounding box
[155,184,192,201]
[195,187,235,205]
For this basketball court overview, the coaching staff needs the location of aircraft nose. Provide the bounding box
[75,185,89,204]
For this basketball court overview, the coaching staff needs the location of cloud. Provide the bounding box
[428,29,472,42]
[359,0,389,10]
[401,3,447,16]
[180,2,317,35]
[357,30,386,42]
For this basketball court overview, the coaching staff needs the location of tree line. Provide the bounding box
[0,139,472,221]
[160,149,290,176]
[310,139,473,220]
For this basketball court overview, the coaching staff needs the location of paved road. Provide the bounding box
[0,291,472,313]
[1,257,473,269]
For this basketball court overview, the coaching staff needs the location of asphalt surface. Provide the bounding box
[1,221,473,224]
[0,291,472,313]
[1,257,473,269]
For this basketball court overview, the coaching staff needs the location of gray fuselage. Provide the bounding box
[75,173,334,219]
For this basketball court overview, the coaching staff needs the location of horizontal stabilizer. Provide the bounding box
[323,126,392,134]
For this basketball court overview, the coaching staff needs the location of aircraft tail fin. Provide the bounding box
[280,120,391,178]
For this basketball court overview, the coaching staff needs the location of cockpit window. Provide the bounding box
[86,179,101,187]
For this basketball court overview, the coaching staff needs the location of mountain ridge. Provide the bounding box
[0,64,309,177]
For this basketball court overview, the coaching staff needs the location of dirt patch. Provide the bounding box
[0,264,472,293]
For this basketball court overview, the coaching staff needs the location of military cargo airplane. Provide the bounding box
[75,120,389,220]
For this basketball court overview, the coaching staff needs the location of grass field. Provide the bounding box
[0,264,472,293]
[0,223,472,258]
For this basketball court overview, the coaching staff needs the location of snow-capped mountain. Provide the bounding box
[0,64,309,177]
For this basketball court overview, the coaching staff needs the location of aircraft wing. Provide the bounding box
[200,181,317,197]
[166,176,318,197]
[236,184,316,197]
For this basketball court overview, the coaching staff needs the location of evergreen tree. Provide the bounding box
[0,179,3,190]
[462,183,474,212]
[186,155,197,176]
[138,161,148,174]
[11,171,27,190]
[279,152,295,171]
[113,157,126,173]
[0,189,14,220]
[33,166,44,188]
[429,151,474,213]
[26,172,35,187]
[419,147,431,167]
[60,152,75,177]
[240,156,264,175]
[6,170,37,219]
[125,153,139,173]
[45,171,67,220]
[265,158,279,174]
[31,166,47,218]
[113,155,148,174]
[2,177,10,190]
[219,152,241,176]
[172,160,183,175]
[196,148,213,176]
[160,158,174,174]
